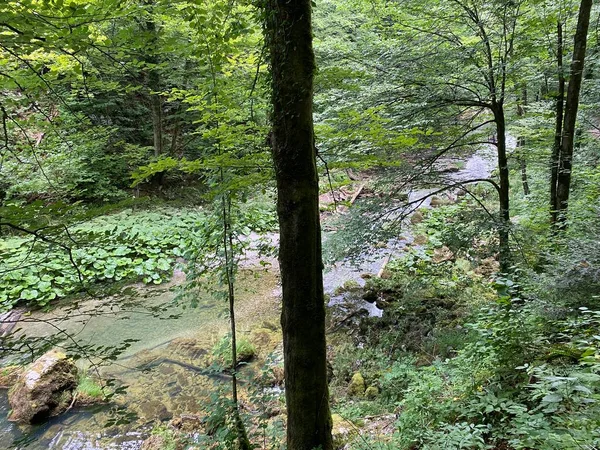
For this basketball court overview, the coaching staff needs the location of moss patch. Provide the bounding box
[0,366,22,389]
[76,375,106,405]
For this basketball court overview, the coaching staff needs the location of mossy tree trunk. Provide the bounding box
[491,101,511,272]
[265,0,333,449]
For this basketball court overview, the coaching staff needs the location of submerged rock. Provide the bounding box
[334,280,362,295]
[8,349,78,424]
[167,338,208,360]
[170,414,203,432]
[141,434,182,450]
[139,399,173,421]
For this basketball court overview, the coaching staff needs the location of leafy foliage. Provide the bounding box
[0,208,204,309]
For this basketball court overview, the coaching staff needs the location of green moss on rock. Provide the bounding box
[365,385,379,399]
[347,371,366,397]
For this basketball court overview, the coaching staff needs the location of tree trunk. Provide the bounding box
[520,159,530,196]
[265,1,333,449]
[492,101,510,272]
[221,191,251,450]
[144,1,163,158]
[516,87,529,196]
[149,72,163,158]
[550,21,565,225]
[555,0,593,229]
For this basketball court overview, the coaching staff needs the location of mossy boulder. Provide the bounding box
[331,413,358,449]
[474,256,500,277]
[170,414,204,433]
[0,366,22,389]
[250,327,280,354]
[432,246,454,264]
[365,385,379,399]
[236,340,256,364]
[75,375,106,406]
[413,234,428,246]
[410,210,424,224]
[334,280,361,295]
[430,196,452,207]
[212,337,256,368]
[8,349,78,424]
[347,371,366,397]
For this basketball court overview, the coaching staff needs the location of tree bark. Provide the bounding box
[555,0,593,229]
[516,87,529,196]
[550,21,565,225]
[492,101,510,272]
[265,1,333,449]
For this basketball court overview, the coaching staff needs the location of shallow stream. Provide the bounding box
[0,145,500,449]
[0,269,280,449]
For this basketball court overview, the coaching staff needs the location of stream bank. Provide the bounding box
[0,268,281,449]
[0,145,501,449]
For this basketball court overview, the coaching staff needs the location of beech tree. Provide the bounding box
[264,0,333,448]
[353,0,526,271]
[553,0,593,228]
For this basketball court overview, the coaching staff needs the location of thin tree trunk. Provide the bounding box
[517,87,530,196]
[520,159,530,196]
[144,1,163,158]
[265,0,333,448]
[149,73,163,158]
[551,21,565,225]
[143,1,164,191]
[170,123,180,155]
[556,0,593,229]
[492,101,511,272]
[221,189,251,450]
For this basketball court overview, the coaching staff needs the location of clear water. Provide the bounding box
[0,270,280,449]
[323,147,497,317]
[0,148,500,449]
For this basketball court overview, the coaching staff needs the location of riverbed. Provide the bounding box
[0,268,281,449]
[0,144,500,449]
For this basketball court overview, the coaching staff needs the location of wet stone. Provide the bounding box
[167,338,208,361]
[8,349,78,424]
[139,400,172,422]
[170,414,203,432]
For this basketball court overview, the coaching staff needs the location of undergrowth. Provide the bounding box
[328,197,600,450]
